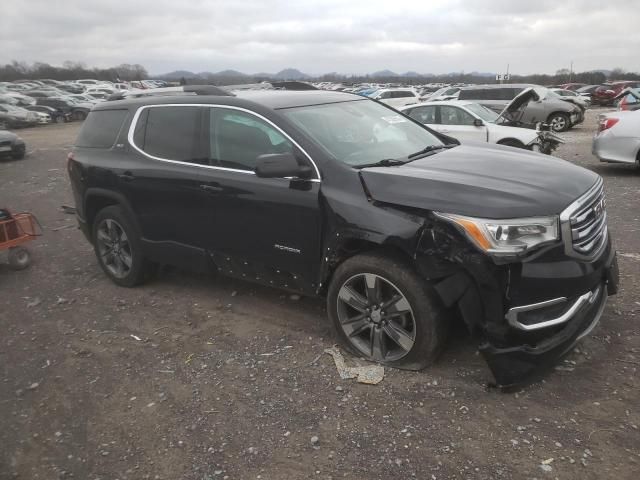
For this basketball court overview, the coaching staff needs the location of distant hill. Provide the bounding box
[159,70,199,80]
[371,70,399,78]
[213,70,249,77]
[272,68,311,80]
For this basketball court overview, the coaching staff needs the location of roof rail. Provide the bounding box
[106,85,235,101]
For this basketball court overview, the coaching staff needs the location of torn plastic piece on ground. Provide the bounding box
[324,346,385,385]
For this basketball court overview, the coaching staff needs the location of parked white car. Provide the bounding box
[400,100,563,154]
[592,110,640,165]
[370,88,420,108]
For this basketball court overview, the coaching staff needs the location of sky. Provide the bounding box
[2,0,639,76]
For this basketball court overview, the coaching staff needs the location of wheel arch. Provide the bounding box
[496,138,526,148]
[84,188,137,235]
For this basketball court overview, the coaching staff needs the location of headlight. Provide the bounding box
[435,212,559,257]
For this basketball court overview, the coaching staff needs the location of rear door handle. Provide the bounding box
[118,171,135,182]
[200,184,223,194]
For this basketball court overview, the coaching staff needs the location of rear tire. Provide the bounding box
[92,205,148,287]
[327,253,448,370]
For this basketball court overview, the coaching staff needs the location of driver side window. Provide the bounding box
[439,106,475,126]
[209,108,294,171]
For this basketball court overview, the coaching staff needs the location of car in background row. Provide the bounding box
[26,104,71,123]
[422,86,461,102]
[557,83,586,91]
[592,82,640,106]
[370,88,420,108]
[400,97,563,154]
[0,129,26,160]
[458,84,583,132]
[550,88,591,110]
[575,85,601,99]
[0,104,39,128]
[593,110,640,165]
[614,88,640,111]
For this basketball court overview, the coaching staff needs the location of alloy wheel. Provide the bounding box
[336,273,416,362]
[96,218,133,279]
[550,116,567,132]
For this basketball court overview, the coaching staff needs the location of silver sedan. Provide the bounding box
[593,110,640,165]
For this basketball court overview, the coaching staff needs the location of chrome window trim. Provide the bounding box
[126,103,321,181]
[559,177,607,261]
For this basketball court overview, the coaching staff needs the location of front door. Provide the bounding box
[437,106,487,143]
[203,107,323,293]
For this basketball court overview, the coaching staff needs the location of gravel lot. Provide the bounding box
[1,109,638,480]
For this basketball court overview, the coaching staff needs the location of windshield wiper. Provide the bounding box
[356,158,406,169]
[407,144,456,159]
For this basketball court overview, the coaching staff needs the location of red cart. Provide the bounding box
[0,210,40,270]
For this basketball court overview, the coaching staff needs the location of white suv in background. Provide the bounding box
[371,88,420,108]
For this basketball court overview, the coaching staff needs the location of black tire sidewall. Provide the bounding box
[92,205,146,287]
[326,253,447,370]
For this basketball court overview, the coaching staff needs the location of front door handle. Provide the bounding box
[118,171,135,182]
[200,184,223,194]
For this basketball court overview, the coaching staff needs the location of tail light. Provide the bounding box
[598,118,619,133]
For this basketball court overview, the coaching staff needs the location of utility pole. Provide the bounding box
[570,61,573,82]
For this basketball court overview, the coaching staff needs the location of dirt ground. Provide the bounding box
[1,109,639,480]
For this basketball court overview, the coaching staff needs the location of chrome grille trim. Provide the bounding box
[560,177,608,260]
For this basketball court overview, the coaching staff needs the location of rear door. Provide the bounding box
[120,105,221,268]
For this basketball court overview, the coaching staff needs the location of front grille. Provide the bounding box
[561,179,608,259]
[0,141,11,148]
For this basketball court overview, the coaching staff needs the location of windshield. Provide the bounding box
[464,103,499,123]
[282,100,443,167]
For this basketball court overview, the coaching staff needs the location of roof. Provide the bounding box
[96,89,364,111]
[461,84,536,90]
[399,100,479,109]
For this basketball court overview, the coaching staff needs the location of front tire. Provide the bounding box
[327,253,448,370]
[92,205,148,287]
[548,113,570,132]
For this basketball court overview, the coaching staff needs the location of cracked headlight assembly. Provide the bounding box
[435,213,559,257]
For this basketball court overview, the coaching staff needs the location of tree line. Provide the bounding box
[0,61,148,82]
[2,61,639,86]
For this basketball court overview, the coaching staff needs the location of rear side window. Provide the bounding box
[76,109,128,148]
[459,89,487,100]
[136,106,203,163]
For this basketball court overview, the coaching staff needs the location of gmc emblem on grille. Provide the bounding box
[593,198,605,219]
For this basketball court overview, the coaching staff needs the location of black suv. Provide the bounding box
[68,86,619,387]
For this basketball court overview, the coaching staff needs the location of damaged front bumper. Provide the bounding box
[480,242,619,388]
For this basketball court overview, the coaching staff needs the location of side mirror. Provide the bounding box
[255,153,312,179]
[473,118,484,127]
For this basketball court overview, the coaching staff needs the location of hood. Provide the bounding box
[497,88,537,123]
[360,144,598,218]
